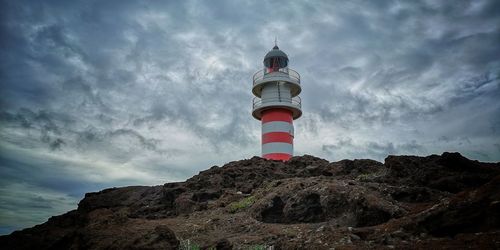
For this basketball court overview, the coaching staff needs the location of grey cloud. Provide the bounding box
[106,129,160,152]
[322,137,354,152]
[49,138,65,151]
[366,142,397,158]
[1,109,67,148]
[438,136,451,143]
[0,154,97,198]
[72,126,171,158]
[1,0,500,235]
[322,138,426,161]
[0,108,169,157]
[448,72,500,105]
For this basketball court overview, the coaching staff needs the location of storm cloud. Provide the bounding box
[1,0,499,235]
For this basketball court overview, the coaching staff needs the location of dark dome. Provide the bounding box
[264,45,288,61]
[263,45,288,68]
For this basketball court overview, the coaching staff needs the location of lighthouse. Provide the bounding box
[252,44,302,161]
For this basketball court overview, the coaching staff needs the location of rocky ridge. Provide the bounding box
[1,152,499,249]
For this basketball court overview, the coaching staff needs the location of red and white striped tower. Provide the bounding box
[252,45,302,161]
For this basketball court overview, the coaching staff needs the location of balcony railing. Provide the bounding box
[252,96,302,110]
[252,67,301,86]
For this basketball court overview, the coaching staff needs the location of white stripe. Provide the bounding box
[262,142,293,155]
[262,121,293,134]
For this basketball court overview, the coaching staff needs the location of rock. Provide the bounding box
[192,190,222,202]
[350,234,361,240]
[382,152,499,193]
[418,175,500,237]
[215,238,232,250]
[132,225,180,249]
[259,196,286,223]
[1,153,499,249]
[251,178,404,226]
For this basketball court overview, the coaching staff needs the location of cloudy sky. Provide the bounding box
[1,0,499,235]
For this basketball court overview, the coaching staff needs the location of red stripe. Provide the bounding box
[263,153,292,161]
[262,132,293,144]
[262,109,292,124]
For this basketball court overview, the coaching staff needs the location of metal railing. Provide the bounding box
[252,67,301,86]
[252,96,302,110]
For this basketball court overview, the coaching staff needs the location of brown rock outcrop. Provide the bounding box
[1,152,499,249]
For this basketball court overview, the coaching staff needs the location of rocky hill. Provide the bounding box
[1,152,499,249]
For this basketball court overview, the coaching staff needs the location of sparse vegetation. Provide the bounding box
[356,173,376,182]
[179,239,201,250]
[356,169,388,182]
[245,244,274,250]
[228,195,256,213]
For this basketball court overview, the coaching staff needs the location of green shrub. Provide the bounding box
[356,173,374,182]
[228,196,256,213]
